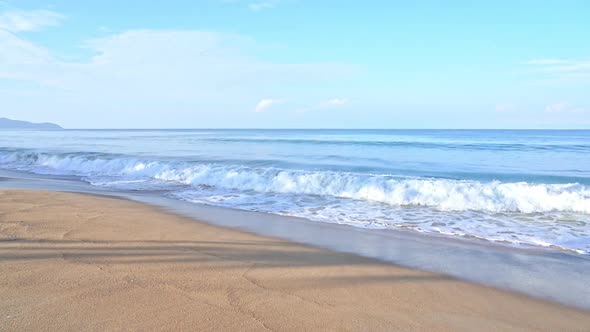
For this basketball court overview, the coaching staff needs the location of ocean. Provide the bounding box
[1,129,589,254]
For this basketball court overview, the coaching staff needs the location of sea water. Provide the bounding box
[1,129,589,254]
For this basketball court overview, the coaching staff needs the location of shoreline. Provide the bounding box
[1,169,590,311]
[1,189,590,331]
[1,169,587,258]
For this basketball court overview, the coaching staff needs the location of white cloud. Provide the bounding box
[525,59,567,65]
[0,9,64,32]
[321,98,349,107]
[297,98,350,113]
[526,58,590,78]
[0,29,352,88]
[0,29,355,127]
[545,102,586,114]
[545,102,568,113]
[254,98,275,112]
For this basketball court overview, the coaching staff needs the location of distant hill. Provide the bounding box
[0,118,63,130]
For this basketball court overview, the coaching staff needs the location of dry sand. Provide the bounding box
[1,189,589,331]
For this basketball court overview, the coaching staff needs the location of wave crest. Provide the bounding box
[1,149,589,214]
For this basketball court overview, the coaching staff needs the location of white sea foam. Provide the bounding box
[1,150,589,214]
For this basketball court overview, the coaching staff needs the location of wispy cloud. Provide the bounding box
[297,98,350,113]
[526,58,590,77]
[0,9,64,32]
[254,98,276,112]
[525,59,568,65]
[319,98,349,108]
[0,29,355,127]
[545,102,586,114]
[545,102,568,113]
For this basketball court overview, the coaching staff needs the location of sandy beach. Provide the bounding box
[1,189,589,331]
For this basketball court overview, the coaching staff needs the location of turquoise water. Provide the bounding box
[1,129,589,253]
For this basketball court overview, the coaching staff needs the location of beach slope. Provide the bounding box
[1,190,588,331]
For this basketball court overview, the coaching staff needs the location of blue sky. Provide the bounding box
[0,0,589,128]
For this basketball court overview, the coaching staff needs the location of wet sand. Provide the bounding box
[1,189,589,331]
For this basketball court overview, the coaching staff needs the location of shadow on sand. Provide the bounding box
[0,238,452,287]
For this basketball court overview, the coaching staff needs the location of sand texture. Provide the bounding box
[1,190,589,331]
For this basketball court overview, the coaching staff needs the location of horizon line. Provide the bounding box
[7,128,590,131]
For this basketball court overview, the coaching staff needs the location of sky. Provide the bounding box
[0,0,589,129]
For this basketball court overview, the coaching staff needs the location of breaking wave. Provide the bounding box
[1,149,589,214]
